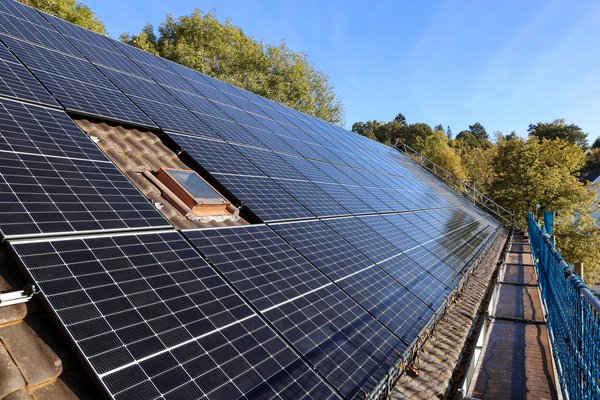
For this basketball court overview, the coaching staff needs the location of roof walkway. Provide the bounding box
[469,231,559,399]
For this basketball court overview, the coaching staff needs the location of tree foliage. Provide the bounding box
[593,136,600,149]
[455,122,492,148]
[456,143,496,189]
[487,138,590,222]
[421,130,466,181]
[18,0,106,33]
[555,205,600,284]
[528,119,588,148]
[121,10,343,124]
[581,149,600,182]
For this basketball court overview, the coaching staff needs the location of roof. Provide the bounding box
[0,246,97,400]
[0,1,506,399]
[74,118,249,229]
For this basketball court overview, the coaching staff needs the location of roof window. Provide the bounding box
[150,168,239,222]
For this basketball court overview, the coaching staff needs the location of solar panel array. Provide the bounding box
[0,1,503,399]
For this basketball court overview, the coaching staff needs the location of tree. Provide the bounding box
[434,124,444,132]
[455,122,492,148]
[488,137,591,223]
[505,131,519,141]
[528,119,588,148]
[592,136,600,149]
[580,149,600,182]
[393,113,407,125]
[555,206,600,284]
[456,143,496,191]
[421,130,467,181]
[19,0,106,33]
[121,10,343,124]
[446,126,452,139]
[395,123,435,151]
[468,122,489,141]
[352,120,382,141]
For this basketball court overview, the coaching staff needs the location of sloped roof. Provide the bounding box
[0,1,504,399]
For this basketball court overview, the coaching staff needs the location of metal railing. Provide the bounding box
[528,212,600,400]
[395,143,517,229]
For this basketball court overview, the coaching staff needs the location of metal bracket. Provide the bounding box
[0,284,38,307]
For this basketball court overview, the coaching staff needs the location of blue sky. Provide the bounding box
[85,0,600,141]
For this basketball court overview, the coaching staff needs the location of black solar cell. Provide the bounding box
[169,134,262,176]
[211,173,315,221]
[0,11,79,56]
[11,232,339,400]
[185,225,405,399]
[0,42,58,106]
[0,0,49,26]
[0,36,157,127]
[0,152,169,238]
[0,98,106,160]
[273,178,350,217]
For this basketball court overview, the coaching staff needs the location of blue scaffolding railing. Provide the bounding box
[528,212,600,400]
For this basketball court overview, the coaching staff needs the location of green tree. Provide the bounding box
[121,10,343,124]
[19,0,106,33]
[421,130,467,181]
[352,120,383,141]
[468,122,489,140]
[592,136,600,149]
[456,143,496,191]
[505,131,519,141]
[581,149,600,182]
[555,206,600,284]
[446,126,452,139]
[528,119,588,148]
[488,137,591,223]
[395,123,435,151]
[393,113,407,125]
[455,122,492,148]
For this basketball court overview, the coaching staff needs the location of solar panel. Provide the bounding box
[136,61,199,93]
[270,219,432,341]
[234,145,307,181]
[0,36,156,127]
[173,74,240,108]
[313,182,376,214]
[323,217,401,263]
[0,10,80,56]
[42,13,117,51]
[243,126,303,156]
[0,98,106,160]
[169,134,263,176]
[273,178,350,217]
[185,225,405,399]
[96,68,220,139]
[0,41,58,106]
[0,0,49,26]
[10,231,338,400]
[376,253,451,310]
[192,113,262,145]
[210,173,315,222]
[0,151,169,239]
[73,39,149,76]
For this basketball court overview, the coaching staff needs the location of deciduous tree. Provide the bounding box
[528,119,588,148]
[121,10,343,124]
[555,205,600,284]
[488,137,591,223]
